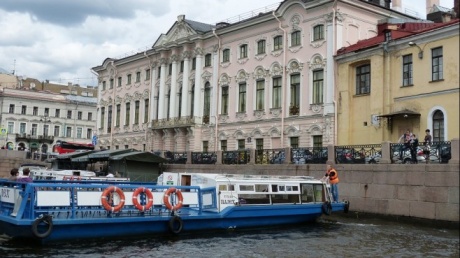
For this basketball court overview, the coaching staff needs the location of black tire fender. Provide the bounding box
[322,202,332,216]
[344,200,350,214]
[32,215,53,239]
[168,215,183,234]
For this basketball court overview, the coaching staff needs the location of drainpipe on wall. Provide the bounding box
[212,29,221,152]
[90,69,100,147]
[332,0,338,145]
[273,11,287,147]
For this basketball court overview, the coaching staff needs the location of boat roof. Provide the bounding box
[74,149,136,162]
[56,150,99,160]
[109,151,168,163]
[171,172,319,183]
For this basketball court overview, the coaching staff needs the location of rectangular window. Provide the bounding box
[356,64,371,95]
[240,44,248,59]
[78,111,82,120]
[44,108,49,117]
[257,40,266,55]
[291,31,301,46]
[203,141,209,152]
[33,107,38,116]
[313,25,324,41]
[221,140,227,151]
[21,105,26,115]
[20,123,26,134]
[127,74,132,84]
[256,80,264,110]
[116,104,121,126]
[31,124,38,136]
[66,126,72,138]
[100,107,105,129]
[238,139,245,150]
[290,74,300,115]
[273,77,282,108]
[9,104,14,114]
[192,58,196,70]
[125,103,130,125]
[168,64,172,75]
[109,78,114,89]
[107,105,112,133]
[67,110,72,119]
[144,99,149,123]
[87,128,92,139]
[88,112,93,121]
[432,47,443,81]
[7,122,14,133]
[55,109,60,118]
[134,100,140,124]
[205,54,212,67]
[221,86,229,115]
[256,139,263,150]
[136,71,141,82]
[118,77,122,87]
[238,83,246,113]
[43,124,49,136]
[313,135,323,148]
[402,54,413,86]
[180,61,184,73]
[53,126,59,137]
[274,36,283,51]
[312,69,324,104]
[77,127,82,139]
[222,49,230,62]
[158,67,161,78]
[102,81,106,90]
[145,69,150,81]
[290,137,299,149]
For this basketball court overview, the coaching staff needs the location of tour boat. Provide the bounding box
[0,172,349,243]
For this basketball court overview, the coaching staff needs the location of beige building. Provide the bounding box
[92,0,420,152]
[335,18,459,144]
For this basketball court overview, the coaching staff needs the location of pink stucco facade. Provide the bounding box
[92,0,416,152]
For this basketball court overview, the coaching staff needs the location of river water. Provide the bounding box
[0,215,458,258]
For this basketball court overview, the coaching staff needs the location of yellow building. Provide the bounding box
[335,18,459,145]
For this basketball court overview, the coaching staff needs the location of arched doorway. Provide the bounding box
[18,142,26,151]
[432,110,444,142]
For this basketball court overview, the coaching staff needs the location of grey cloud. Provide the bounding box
[0,0,169,26]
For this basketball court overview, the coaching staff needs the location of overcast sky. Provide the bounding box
[0,0,454,87]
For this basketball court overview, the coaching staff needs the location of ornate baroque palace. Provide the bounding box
[91,0,421,152]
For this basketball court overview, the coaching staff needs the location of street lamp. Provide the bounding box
[408,41,423,59]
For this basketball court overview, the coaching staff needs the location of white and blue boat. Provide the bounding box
[0,172,349,243]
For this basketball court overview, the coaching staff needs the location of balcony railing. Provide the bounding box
[390,141,451,164]
[152,116,196,129]
[164,151,187,164]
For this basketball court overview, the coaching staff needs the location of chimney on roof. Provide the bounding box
[177,15,185,22]
[392,0,402,12]
[426,0,440,15]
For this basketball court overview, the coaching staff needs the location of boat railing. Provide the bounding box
[219,174,315,181]
[0,181,218,221]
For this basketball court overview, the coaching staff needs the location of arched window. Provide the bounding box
[432,110,444,142]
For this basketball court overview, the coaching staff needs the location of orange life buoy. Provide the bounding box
[132,187,154,212]
[163,187,184,211]
[101,186,125,212]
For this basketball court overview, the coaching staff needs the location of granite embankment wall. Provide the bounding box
[161,163,459,222]
[0,149,458,223]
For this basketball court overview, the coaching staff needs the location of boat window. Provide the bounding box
[301,184,314,203]
[271,184,278,192]
[239,185,254,191]
[229,184,235,191]
[218,184,227,191]
[286,186,292,191]
[271,194,299,204]
[314,184,324,202]
[238,194,270,205]
[255,184,269,192]
[279,185,285,191]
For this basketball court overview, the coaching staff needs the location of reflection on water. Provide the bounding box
[0,216,458,258]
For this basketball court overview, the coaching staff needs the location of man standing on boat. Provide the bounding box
[323,164,339,202]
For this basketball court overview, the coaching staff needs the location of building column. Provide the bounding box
[194,48,203,118]
[170,55,179,118]
[150,63,157,122]
[158,58,167,119]
[181,52,191,117]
